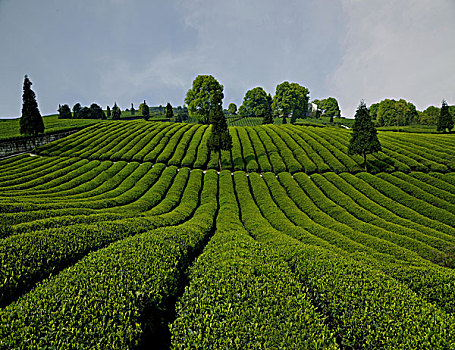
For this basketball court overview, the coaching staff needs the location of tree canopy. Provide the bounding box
[20,75,44,136]
[58,104,72,119]
[185,75,224,124]
[437,100,453,133]
[239,87,270,118]
[207,106,232,171]
[376,99,418,126]
[140,101,149,121]
[89,104,106,120]
[272,82,309,124]
[348,101,382,172]
[227,103,237,115]
[112,102,121,120]
[166,102,174,119]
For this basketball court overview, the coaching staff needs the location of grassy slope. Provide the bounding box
[0,115,104,141]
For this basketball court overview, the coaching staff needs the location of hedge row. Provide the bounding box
[0,170,219,348]
[170,170,338,349]
[233,171,455,349]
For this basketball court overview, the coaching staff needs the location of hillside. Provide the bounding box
[1,121,455,349]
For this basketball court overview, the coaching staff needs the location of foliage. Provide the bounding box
[419,106,439,125]
[141,100,150,121]
[207,107,232,170]
[111,102,121,120]
[369,102,379,120]
[166,102,174,119]
[239,87,270,118]
[20,75,44,136]
[227,102,237,115]
[73,103,82,119]
[185,75,224,124]
[272,81,309,124]
[58,104,72,119]
[89,103,106,120]
[376,99,418,126]
[437,100,453,132]
[348,101,382,171]
[130,103,135,116]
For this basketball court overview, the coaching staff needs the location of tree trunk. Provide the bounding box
[363,152,368,172]
[218,151,222,172]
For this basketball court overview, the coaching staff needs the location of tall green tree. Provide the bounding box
[272,81,309,124]
[208,106,232,171]
[437,100,453,132]
[58,104,72,119]
[185,75,224,124]
[348,101,382,172]
[419,106,439,125]
[20,75,44,136]
[239,87,270,118]
[90,103,106,119]
[376,99,418,126]
[131,103,135,116]
[106,105,111,118]
[369,103,379,120]
[228,103,237,115]
[166,102,174,119]
[73,103,82,119]
[112,102,121,120]
[323,97,341,121]
[141,100,149,121]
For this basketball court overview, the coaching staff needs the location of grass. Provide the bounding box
[0,115,104,141]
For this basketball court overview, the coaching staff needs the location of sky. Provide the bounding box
[0,0,454,119]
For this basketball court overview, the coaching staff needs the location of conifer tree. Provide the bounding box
[106,105,111,118]
[437,100,453,133]
[142,100,150,121]
[112,102,121,120]
[20,75,44,136]
[166,102,174,119]
[348,101,382,172]
[131,103,135,116]
[208,106,232,171]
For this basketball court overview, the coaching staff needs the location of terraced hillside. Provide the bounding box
[37,121,455,173]
[1,122,455,349]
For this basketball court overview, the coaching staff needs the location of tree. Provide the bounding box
[376,99,417,126]
[348,101,382,172]
[437,100,453,132]
[323,97,341,122]
[272,81,309,124]
[239,87,270,118]
[58,104,72,119]
[185,75,224,124]
[166,102,174,119]
[141,100,150,121]
[262,106,273,124]
[79,106,90,119]
[106,106,111,118]
[228,103,237,115]
[73,103,82,119]
[369,103,379,120]
[207,106,232,171]
[90,103,106,119]
[20,75,44,136]
[131,103,135,116]
[112,102,121,120]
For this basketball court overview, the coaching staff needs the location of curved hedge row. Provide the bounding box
[32,121,455,174]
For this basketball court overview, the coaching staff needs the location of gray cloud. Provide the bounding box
[331,0,455,116]
[1,0,452,119]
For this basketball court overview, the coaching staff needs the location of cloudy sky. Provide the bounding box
[0,0,454,118]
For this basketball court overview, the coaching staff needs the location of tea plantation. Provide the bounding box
[1,120,455,349]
